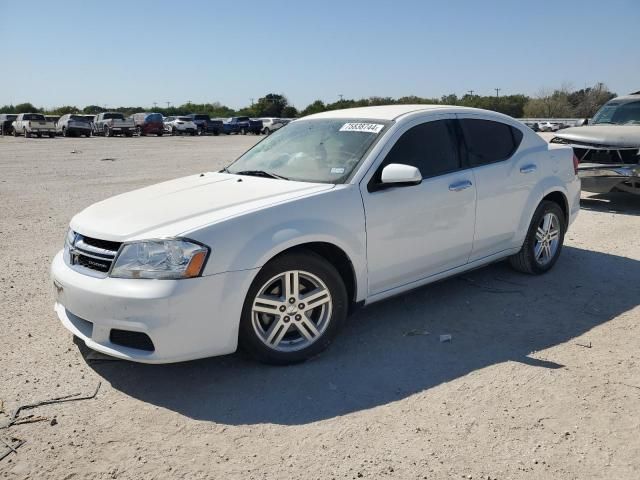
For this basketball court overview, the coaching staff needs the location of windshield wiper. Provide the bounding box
[234,170,289,180]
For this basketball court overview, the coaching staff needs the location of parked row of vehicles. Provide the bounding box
[0,112,291,138]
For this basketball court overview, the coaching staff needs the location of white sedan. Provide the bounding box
[51,105,581,364]
[163,116,197,135]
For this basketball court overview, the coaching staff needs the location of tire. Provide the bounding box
[509,200,566,275]
[197,127,204,136]
[104,125,112,137]
[240,128,247,135]
[62,127,68,137]
[86,131,91,138]
[49,133,55,138]
[191,130,196,136]
[213,130,219,136]
[239,250,348,365]
[14,128,18,137]
[37,133,42,138]
[157,132,163,137]
[24,128,31,138]
[263,127,270,135]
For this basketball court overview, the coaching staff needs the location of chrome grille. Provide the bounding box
[69,233,122,273]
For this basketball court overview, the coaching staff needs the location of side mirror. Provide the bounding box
[380,163,422,186]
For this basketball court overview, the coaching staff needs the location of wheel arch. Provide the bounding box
[267,241,359,310]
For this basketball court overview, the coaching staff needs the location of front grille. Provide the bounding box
[109,329,155,351]
[70,234,122,274]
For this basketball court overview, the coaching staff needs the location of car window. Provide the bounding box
[379,120,460,179]
[459,119,522,166]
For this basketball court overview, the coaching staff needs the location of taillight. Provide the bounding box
[573,154,579,175]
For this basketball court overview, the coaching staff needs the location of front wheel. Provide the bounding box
[509,201,565,274]
[239,250,348,365]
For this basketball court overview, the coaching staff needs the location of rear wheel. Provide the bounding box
[509,201,565,274]
[49,132,55,138]
[104,125,112,137]
[240,128,247,135]
[24,128,31,138]
[239,250,348,365]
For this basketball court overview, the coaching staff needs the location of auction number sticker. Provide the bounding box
[339,122,385,134]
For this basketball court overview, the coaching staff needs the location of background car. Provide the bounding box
[551,92,640,195]
[258,117,286,135]
[56,114,92,137]
[0,113,17,136]
[93,112,135,137]
[185,113,223,136]
[164,116,197,135]
[538,121,560,132]
[132,112,165,136]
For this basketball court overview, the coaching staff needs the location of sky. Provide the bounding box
[1,0,638,110]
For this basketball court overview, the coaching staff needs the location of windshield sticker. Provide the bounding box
[339,122,385,134]
[330,167,346,174]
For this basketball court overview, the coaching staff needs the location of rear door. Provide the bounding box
[456,115,535,261]
[360,115,477,295]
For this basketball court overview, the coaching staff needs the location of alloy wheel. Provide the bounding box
[534,212,560,266]
[251,270,333,352]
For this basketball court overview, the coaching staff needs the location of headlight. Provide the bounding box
[110,239,209,280]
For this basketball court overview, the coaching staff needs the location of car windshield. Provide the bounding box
[70,115,87,121]
[103,113,124,120]
[24,114,45,121]
[592,100,640,125]
[227,118,390,183]
[145,113,162,122]
[178,117,191,121]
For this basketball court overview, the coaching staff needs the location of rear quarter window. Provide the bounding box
[459,119,523,166]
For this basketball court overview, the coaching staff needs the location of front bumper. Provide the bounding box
[578,163,640,193]
[50,250,258,363]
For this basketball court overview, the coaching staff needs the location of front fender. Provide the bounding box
[187,186,368,301]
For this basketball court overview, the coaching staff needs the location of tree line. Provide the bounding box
[0,83,616,119]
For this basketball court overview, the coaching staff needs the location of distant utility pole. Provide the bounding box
[166,101,171,108]
[338,94,344,101]
[153,102,157,108]
[250,98,255,106]
[495,88,501,98]
[468,90,475,96]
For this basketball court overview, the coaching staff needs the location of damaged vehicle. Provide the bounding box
[551,92,640,195]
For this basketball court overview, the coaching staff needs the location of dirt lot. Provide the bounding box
[1,134,639,479]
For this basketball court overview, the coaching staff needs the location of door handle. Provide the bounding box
[448,180,473,192]
[520,164,537,174]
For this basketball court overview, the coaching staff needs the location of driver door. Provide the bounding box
[360,116,476,296]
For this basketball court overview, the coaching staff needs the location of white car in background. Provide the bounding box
[163,116,197,135]
[538,121,560,132]
[258,117,287,135]
[51,105,580,365]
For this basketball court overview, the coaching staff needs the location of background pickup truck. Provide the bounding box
[185,114,222,136]
[93,112,135,137]
[12,113,56,138]
[223,116,263,135]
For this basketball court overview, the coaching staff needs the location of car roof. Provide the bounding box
[304,104,482,121]
[608,93,640,103]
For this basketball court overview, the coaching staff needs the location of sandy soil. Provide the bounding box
[0,134,639,479]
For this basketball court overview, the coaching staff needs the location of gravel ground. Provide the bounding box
[1,134,639,479]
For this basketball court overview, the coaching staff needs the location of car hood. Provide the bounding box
[553,125,640,148]
[70,173,334,242]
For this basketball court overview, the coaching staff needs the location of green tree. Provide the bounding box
[254,93,289,117]
[82,105,107,114]
[300,100,326,116]
[15,102,40,113]
[51,105,80,115]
